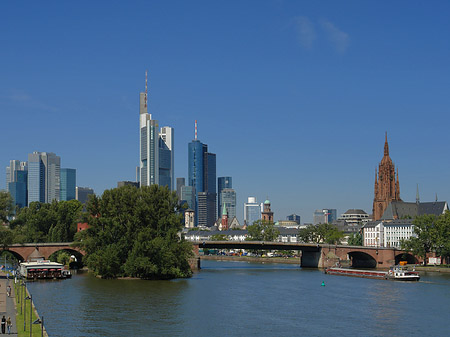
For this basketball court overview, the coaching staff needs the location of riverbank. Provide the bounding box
[414,266,450,273]
[200,255,300,265]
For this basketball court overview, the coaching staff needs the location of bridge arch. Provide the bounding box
[348,251,377,268]
[48,248,85,268]
[0,250,25,262]
[395,253,418,265]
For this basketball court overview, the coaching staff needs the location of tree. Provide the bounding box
[246,220,279,241]
[298,223,344,244]
[0,192,14,223]
[74,185,193,279]
[347,232,363,246]
[434,211,450,264]
[401,214,438,266]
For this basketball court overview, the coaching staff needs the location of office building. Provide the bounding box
[220,188,236,221]
[188,121,216,226]
[8,170,28,209]
[180,185,196,210]
[28,152,60,205]
[176,178,185,200]
[244,197,261,226]
[117,181,139,188]
[287,214,301,225]
[218,176,232,217]
[60,168,76,201]
[5,160,27,193]
[313,209,337,225]
[76,187,94,204]
[139,71,174,190]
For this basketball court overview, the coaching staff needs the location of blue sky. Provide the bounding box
[1,1,450,223]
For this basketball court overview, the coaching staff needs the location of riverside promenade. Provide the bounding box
[0,271,17,335]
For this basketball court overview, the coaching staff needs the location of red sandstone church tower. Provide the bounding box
[261,199,274,222]
[373,133,401,220]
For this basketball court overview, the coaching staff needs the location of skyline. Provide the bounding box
[2,1,450,223]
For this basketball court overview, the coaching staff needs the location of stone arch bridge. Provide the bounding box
[193,241,418,269]
[1,243,85,262]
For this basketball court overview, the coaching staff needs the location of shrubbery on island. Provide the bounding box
[74,185,193,279]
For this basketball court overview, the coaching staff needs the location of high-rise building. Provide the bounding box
[244,197,261,226]
[180,185,196,211]
[220,188,236,220]
[159,126,174,190]
[176,177,185,200]
[218,176,232,217]
[5,160,27,193]
[117,181,139,188]
[287,214,301,225]
[139,71,174,190]
[60,168,76,201]
[373,133,401,220]
[76,187,94,204]
[8,170,28,209]
[188,121,216,226]
[28,152,60,205]
[313,209,337,225]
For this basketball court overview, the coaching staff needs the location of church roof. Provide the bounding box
[264,199,270,204]
[381,201,448,220]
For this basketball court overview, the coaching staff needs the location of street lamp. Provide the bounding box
[33,316,44,337]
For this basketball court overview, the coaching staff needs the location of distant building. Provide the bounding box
[76,187,94,204]
[338,209,370,227]
[60,168,76,201]
[276,220,299,228]
[313,209,337,225]
[220,188,236,221]
[287,214,301,225]
[383,219,414,248]
[184,209,195,228]
[261,199,274,222]
[180,185,196,211]
[218,177,232,217]
[28,152,61,205]
[5,160,27,193]
[176,177,185,200]
[244,197,261,226]
[188,121,216,226]
[117,181,139,188]
[77,222,90,232]
[8,170,28,209]
[362,221,384,247]
[139,71,174,190]
[373,133,401,220]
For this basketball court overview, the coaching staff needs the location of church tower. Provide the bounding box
[373,133,401,220]
[261,199,274,222]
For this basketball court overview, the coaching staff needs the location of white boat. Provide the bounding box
[387,265,420,281]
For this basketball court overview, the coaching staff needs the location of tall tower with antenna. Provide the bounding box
[139,71,174,189]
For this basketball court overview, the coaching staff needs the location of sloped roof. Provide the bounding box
[343,209,367,215]
[381,201,448,220]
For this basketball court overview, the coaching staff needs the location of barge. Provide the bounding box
[19,260,71,280]
[325,266,420,281]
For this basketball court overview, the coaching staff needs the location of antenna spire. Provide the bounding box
[195,120,198,140]
[144,70,148,109]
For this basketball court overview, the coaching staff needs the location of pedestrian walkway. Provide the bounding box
[0,271,17,335]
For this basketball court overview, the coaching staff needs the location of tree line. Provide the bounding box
[0,186,193,280]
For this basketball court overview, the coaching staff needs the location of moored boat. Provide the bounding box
[19,260,71,280]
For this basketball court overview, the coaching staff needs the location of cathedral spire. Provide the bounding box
[384,132,389,156]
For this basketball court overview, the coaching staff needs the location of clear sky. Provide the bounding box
[1,1,450,223]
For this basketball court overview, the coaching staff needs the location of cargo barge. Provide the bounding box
[325,266,420,281]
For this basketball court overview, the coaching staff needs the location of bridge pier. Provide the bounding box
[300,250,321,268]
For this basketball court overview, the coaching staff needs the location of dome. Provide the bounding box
[264,200,270,204]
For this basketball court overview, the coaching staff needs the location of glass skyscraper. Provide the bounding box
[27,151,60,205]
[218,176,232,217]
[244,196,261,226]
[8,170,27,209]
[221,188,236,220]
[60,168,76,201]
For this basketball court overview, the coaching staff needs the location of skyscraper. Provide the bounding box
[76,187,94,204]
[244,197,261,226]
[8,170,27,209]
[313,209,337,225]
[188,121,216,227]
[218,176,232,217]
[60,168,76,201]
[139,71,174,189]
[176,177,185,200]
[6,160,28,192]
[28,152,60,205]
[220,188,236,220]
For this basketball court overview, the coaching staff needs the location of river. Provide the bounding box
[27,260,450,336]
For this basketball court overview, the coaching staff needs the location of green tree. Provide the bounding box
[0,228,14,250]
[246,220,279,241]
[401,214,438,266]
[0,191,14,223]
[48,200,83,242]
[211,234,228,241]
[434,211,450,264]
[74,185,193,279]
[298,223,344,244]
[347,232,363,246]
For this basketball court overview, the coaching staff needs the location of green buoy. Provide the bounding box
[321,281,325,286]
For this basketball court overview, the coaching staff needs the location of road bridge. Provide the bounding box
[192,241,418,269]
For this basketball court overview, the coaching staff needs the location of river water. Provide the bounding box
[27,260,450,337]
